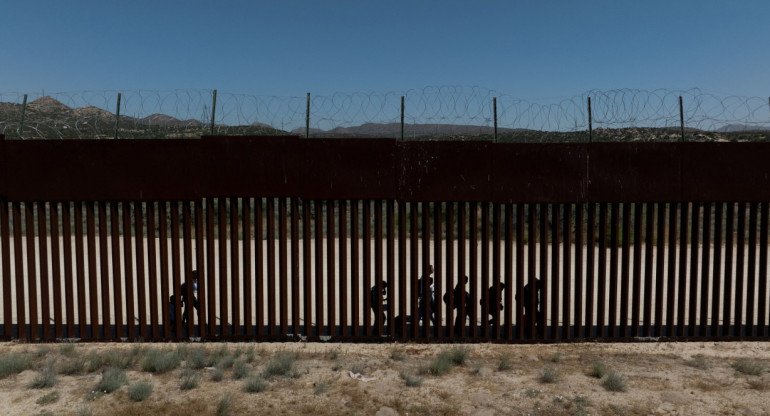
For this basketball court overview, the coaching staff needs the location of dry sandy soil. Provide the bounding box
[1,341,769,416]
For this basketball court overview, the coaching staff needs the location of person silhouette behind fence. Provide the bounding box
[417,265,436,325]
[370,280,388,334]
[169,270,200,333]
[515,277,543,338]
[444,275,470,337]
[481,282,506,327]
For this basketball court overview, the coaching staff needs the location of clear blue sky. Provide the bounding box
[2,0,769,99]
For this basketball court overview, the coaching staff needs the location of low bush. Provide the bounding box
[540,365,560,384]
[217,392,235,416]
[603,371,626,392]
[243,375,268,393]
[179,368,200,390]
[141,348,181,374]
[96,367,128,393]
[36,391,60,405]
[0,353,32,379]
[589,360,610,379]
[400,370,424,387]
[127,381,153,402]
[262,352,297,378]
[30,358,58,389]
[732,359,766,376]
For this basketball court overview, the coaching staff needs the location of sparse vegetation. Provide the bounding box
[603,371,627,392]
[685,354,709,370]
[180,368,200,390]
[217,392,235,416]
[427,352,453,376]
[30,357,58,389]
[540,365,560,383]
[187,347,208,370]
[127,381,153,401]
[390,348,406,362]
[36,390,60,405]
[243,375,268,393]
[141,348,182,374]
[732,359,766,376]
[400,370,424,387]
[498,354,513,371]
[0,352,32,379]
[59,356,85,375]
[447,346,470,365]
[96,367,128,393]
[314,380,331,394]
[262,352,297,378]
[589,360,610,379]
[232,359,251,380]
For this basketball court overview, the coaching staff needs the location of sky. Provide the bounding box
[2,0,769,101]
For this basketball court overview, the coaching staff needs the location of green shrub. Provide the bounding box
[262,352,296,378]
[732,359,766,376]
[96,367,128,393]
[30,358,58,389]
[58,342,76,357]
[179,368,200,390]
[59,356,85,375]
[127,381,153,402]
[399,370,424,387]
[141,349,182,374]
[243,375,268,393]
[603,371,626,392]
[498,354,513,371]
[232,359,251,380]
[448,346,470,365]
[36,390,60,405]
[216,354,236,370]
[103,349,134,369]
[211,367,225,382]
[187,347,208,370]
[217,392,235,416]
[427,352,453,376]
[539,365,560,384]
[589,360,610,379]
[0,353,32,379]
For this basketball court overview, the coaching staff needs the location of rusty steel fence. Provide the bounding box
[1,134,770,342]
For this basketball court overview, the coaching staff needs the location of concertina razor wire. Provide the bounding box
[0,86,768,141]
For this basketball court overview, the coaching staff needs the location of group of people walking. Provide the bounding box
[169,265,543,338]
[370,264,544,337]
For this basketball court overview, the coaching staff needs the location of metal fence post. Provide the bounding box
[114,93,121,140]
[588,96,593,143]
[493,97,498,143]
[17,94,27,139]
[306,92,310,139]
[400,96,404,142]
[679,96,685,142]
[210,89,217,136]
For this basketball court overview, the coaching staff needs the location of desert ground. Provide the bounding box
[1,340,770,416]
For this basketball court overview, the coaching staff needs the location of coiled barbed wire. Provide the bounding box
[0,87,767,141]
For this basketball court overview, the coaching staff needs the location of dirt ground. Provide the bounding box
[1,340,769,416]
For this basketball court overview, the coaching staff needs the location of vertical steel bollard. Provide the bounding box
[114,93,121,139]
[587,96,592,143]
[679,96,685,142]
[17,94,27,139]
[493,97,498,143]
[400,96,405,142]
[306,92,310,138]
[210,89,218,136]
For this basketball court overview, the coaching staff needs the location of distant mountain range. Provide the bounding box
[1,96,769,141]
